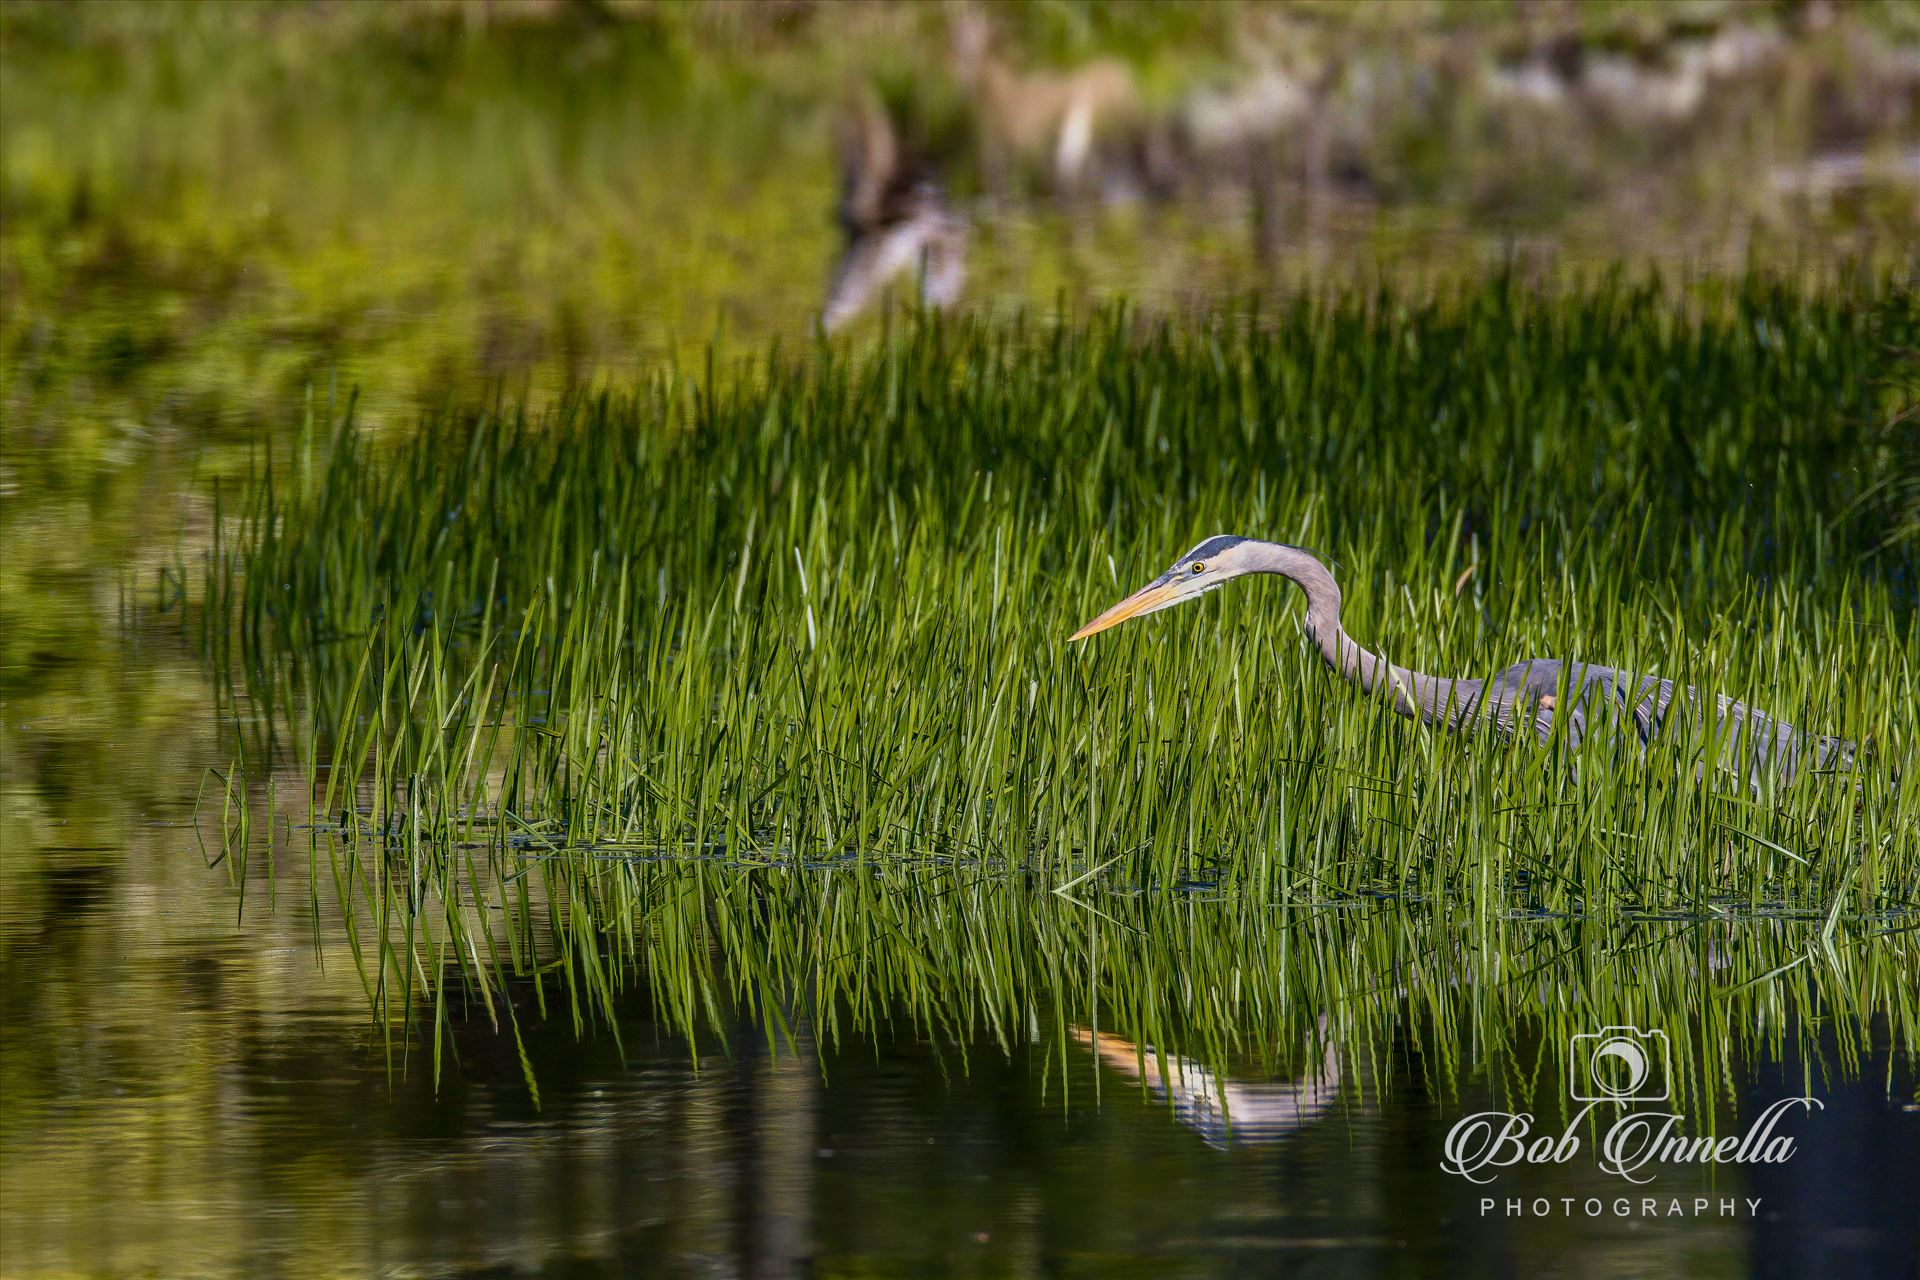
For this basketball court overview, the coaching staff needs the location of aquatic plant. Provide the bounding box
[203,276,1917,1081]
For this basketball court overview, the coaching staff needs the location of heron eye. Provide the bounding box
[1191,562,1206,574]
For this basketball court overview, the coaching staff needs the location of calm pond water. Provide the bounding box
[6,6,1920,1276]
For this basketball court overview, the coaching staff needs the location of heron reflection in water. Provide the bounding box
[1072,537,1856,787]
[1073,1024,1341,1149]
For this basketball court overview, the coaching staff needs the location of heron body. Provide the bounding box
[1071,536,1854,785]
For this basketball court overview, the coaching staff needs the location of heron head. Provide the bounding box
[1069,535,1254,641]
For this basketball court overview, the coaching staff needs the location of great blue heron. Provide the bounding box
[1071,536,1856,784]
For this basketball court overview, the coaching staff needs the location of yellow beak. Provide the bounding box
[1069,580,1184,641]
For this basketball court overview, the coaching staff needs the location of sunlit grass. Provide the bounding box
[202,275,1917,1088]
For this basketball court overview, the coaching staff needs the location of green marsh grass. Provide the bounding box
[204,274,1918,1090]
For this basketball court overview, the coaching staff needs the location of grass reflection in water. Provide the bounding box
[196,281,1916,1105]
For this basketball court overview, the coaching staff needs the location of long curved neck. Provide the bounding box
[1244,542,1470,727]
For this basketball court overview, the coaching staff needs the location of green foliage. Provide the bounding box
[203,278,1919,1085]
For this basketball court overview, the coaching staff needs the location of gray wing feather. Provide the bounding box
[1493,657,1852,787]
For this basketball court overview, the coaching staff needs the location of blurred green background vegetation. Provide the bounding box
[6,0,1916,444]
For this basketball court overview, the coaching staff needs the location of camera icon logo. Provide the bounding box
[1569,1026,1670,1103]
